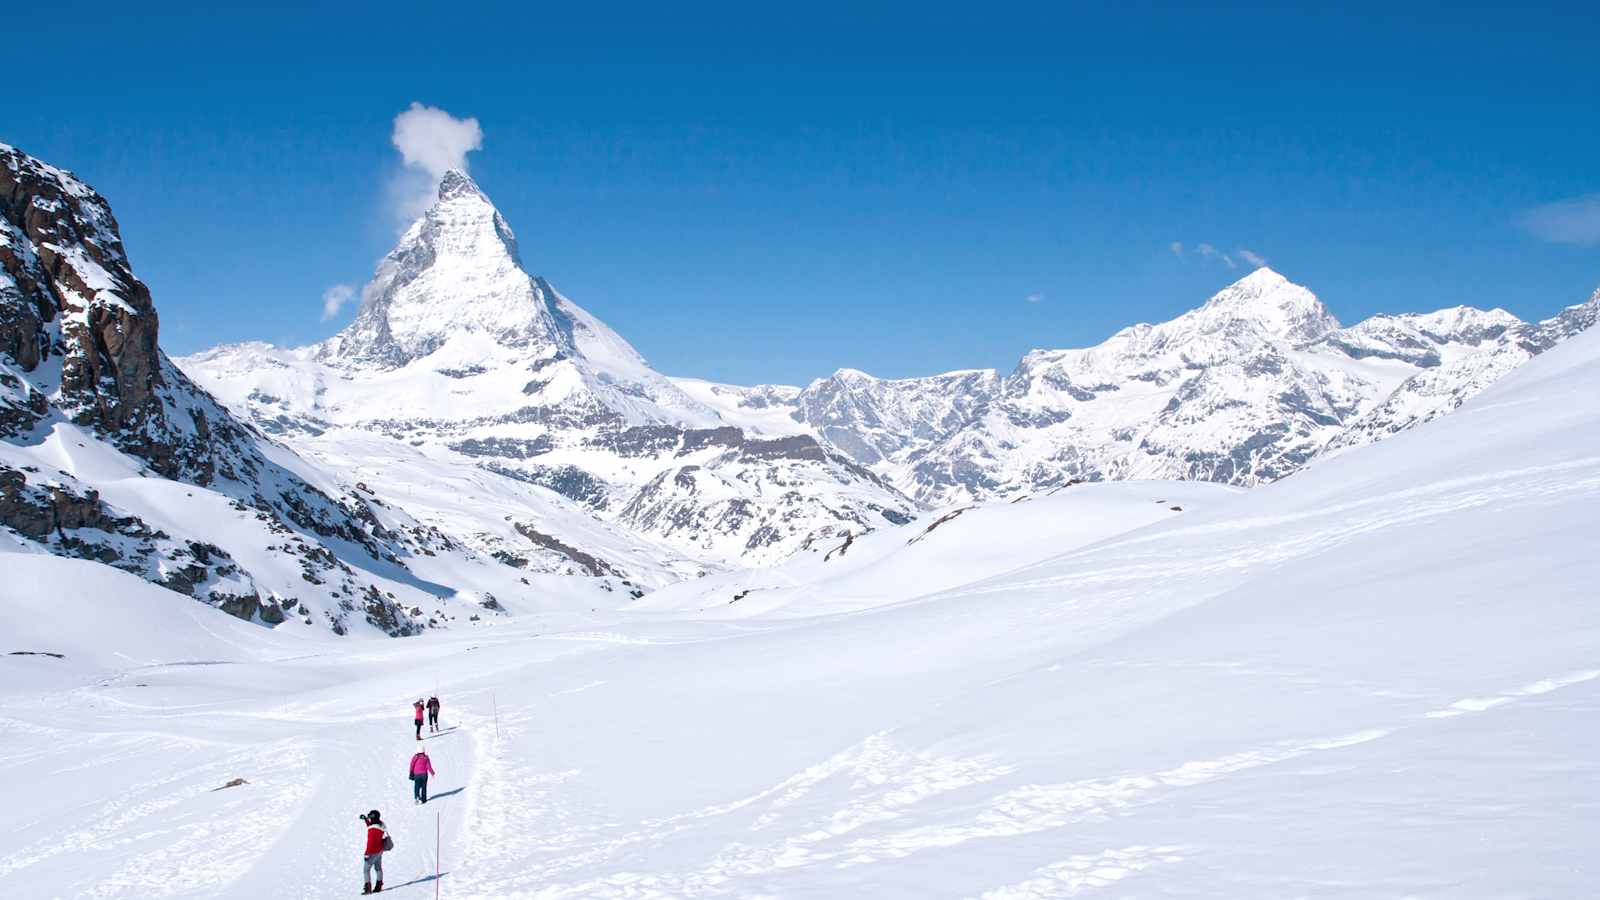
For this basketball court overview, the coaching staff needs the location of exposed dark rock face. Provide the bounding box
[0,465,118,538]
[361,584,421,636]
[907,507,974,546]
[483,462,610,510]
[514,522,620,577]
[452,435,556,459]
[0,143,423,637]
[0,464,293,624]
[0,146,207,477]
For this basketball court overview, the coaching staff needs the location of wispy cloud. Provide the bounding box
[387,102,484,227]
[1197,242,1236,269]
[321,283,355,321]
[1519,195,1600,246]
[1026,292,1044,304]
[1169,241,1184,258]
[1238,248,1268,268]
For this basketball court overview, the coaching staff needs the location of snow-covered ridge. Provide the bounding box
[700,268,1598,505]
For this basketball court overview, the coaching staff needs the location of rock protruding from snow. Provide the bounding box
[1,143,169,454]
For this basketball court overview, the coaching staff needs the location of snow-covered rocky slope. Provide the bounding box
[0,143,643,636]
[695,270,1598,505]
[182,171,914,569]
[4,290,1597,898]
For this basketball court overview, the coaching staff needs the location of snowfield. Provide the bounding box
[4,324,1598,897]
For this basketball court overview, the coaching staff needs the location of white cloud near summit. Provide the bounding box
[392,102,483,179]
[1176,240,1264,269]
[1198,243,1236,269]
[387,102,484,228]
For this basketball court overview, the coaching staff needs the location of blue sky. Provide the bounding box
[9,3,1597,385]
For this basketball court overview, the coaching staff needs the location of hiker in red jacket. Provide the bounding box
[412,699,425,740]
[410,748,437,803]
[360,809,387,894]
[426,695,441,733]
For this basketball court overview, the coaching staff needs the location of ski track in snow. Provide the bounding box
[1,650,1594,898]
[1423,669,1600,719]
[2,635,1594,898]
[948,456,1600,632]
[0,692,482,898]
[0,735,312,896]
[448,664,1599,898]
[978,845,1188,898]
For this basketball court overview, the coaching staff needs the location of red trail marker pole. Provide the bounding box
[435,810,441,900]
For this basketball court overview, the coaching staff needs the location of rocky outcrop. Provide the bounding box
[1,143,427,636]
[0,465,123,538]
[1,145,168,452]
[514,522,621,577]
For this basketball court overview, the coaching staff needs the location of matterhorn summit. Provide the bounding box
[319,169,564,369]
[306,169,715,428]
[183,170,915,569]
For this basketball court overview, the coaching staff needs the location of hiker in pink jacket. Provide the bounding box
[409,748,436,804]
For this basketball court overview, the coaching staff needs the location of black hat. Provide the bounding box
[366,809,381,821]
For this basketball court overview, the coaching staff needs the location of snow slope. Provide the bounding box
[634,479,1240,618]
[5,323,1597,897]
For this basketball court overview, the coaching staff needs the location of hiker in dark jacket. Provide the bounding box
[426,695,441,732]
[360,809,387,894]
[412,699,425,740]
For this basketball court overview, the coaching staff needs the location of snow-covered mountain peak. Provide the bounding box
[825,367,878,385]
[437,167,487,202]
[315,168,557,370]
[1194,267,1339,344]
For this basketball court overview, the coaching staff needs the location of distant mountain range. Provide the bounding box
[686,269,1597,505]
[3,141,1594,634]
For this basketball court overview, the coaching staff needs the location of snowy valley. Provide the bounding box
[3,140,1599,898]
